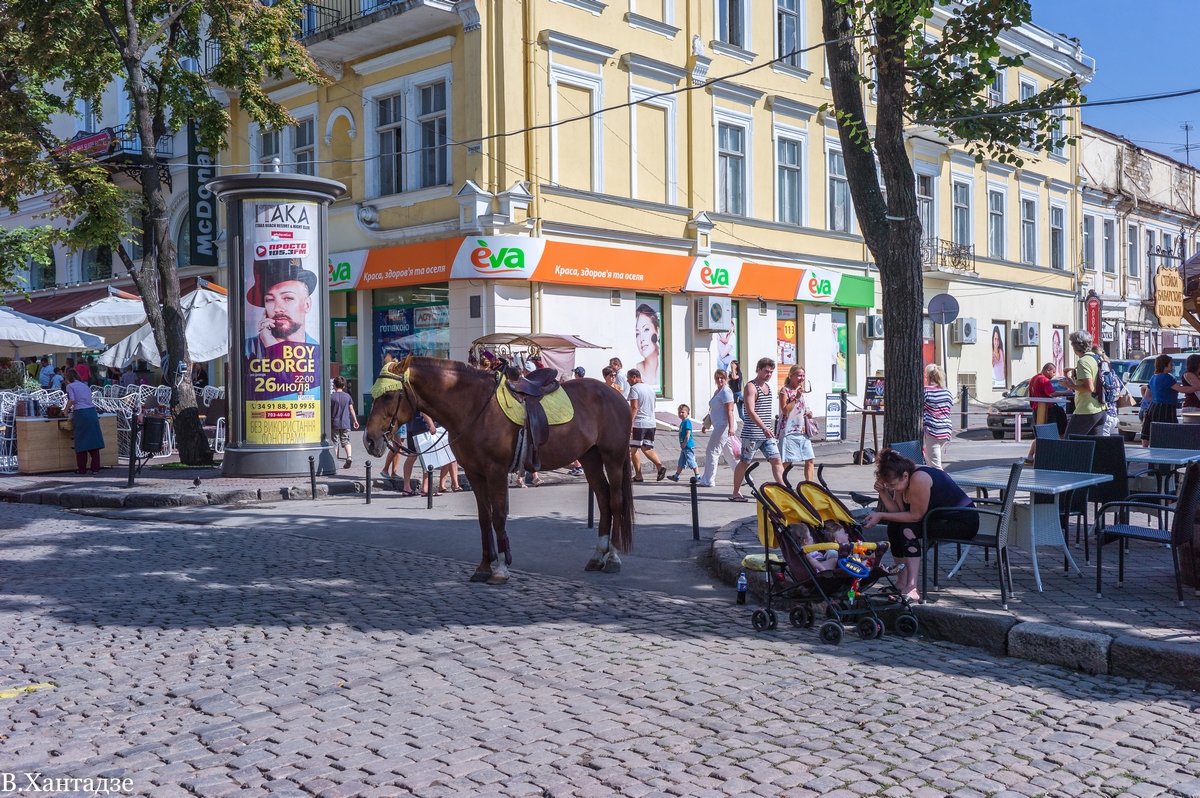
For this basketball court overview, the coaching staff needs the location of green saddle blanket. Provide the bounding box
[496,381,575,426]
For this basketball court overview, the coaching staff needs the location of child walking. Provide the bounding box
[668,404,699,481]
[330,376,359,468]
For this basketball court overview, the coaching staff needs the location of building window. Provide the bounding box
[1050,205,1065,270]
[376,94,404,196]
[293,118,315,176]
[1019,78,1037,144]
[777,135,803,225]
[1147,229,1156,270]
[75,98,100,133]
[259,128,281,167]
[952,181,971,245]
[776,0,801,66]
[1083,214,1095,271]
[1051,112,1066,157]
[828,149,852,232]
[987,67,1004,107]
[1164,233,1175,266]
[418,82,448,188]
[916,174,934,241]
[987,189,1005,258]
[81,246,112,282]
[1128,225,1139,278]
[717,122,746,215]
[1020,197,1036,264]
[718,0,746,48]
[1103,219,1116,274]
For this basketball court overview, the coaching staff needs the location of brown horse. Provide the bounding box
[362,357,634,583]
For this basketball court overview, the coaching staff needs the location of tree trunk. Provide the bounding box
[822,1,925,446]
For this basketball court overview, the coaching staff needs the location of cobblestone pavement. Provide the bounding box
[2,501,1199,797]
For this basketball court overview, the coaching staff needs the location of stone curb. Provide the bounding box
[0,479,364,510]
[710,515,1200,691]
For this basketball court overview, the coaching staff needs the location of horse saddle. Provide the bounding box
[496,370,574,474]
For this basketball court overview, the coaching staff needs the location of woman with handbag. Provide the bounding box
[779,365,817,482]
[63,368,105,474]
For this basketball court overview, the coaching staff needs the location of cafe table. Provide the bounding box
[947,465,1112,592]
[1125,447,1200,493]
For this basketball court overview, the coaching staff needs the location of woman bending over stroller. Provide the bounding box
[862,448,978,602]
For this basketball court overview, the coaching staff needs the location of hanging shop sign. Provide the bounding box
[328,249,368,292]
[187,121,218,268]
[450,235,546,280]
[1085,291,1102,344]
[1154,267,1183,328]
[684,255,743,294]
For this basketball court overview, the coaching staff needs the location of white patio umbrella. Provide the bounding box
[99,287,228,369]
[56,289,146,343]
[0,305,106,358]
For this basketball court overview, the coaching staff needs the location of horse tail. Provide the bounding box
[613,446,635,553]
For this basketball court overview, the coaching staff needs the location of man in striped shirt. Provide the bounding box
[730,357,785,502]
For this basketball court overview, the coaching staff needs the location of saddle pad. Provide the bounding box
[496,381,575,427]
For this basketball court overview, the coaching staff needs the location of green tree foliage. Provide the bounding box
[0,0,325,462]
[821,0,1084,445]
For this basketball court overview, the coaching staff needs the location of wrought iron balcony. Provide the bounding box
[111,130,174,160]
[920,238,976,274]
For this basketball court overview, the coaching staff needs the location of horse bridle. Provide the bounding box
[373,366,498,457]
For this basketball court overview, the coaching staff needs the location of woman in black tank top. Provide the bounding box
[862,449,978,601]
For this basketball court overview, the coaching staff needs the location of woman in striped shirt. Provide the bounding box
[922,364,954,469]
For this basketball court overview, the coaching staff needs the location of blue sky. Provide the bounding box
[1031,0,1200,165]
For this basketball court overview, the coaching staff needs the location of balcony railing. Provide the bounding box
[921,238,976,274]
[112,130,174,160]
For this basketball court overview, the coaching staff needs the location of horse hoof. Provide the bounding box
[584,559,604,572]
[469,570,492,583]
[486,572,510,585]
[601,560,621,574]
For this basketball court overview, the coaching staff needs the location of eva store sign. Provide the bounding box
[684,255,742,295]
[450,236,547,280]
[328,249,368,291]
[796,266,843,304]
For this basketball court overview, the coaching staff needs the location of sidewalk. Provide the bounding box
[4,417,1199,688]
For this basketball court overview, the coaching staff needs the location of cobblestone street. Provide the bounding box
[2,499,1199,797]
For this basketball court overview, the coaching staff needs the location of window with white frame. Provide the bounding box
[987,189,1005,258]
[1127,224,1139,278]
[1050,205,1065,270]
[1103,219,1116,274]
[1051,112,1065,157]
[776,0,802,66]
[376,93,404,195]
[777,135,803,225]
[632,0,671,23]
[75,98,100,133]
[828,148,852,232]
[1083,214,1095,270]
[418,82,448,188]
[717,122,747,215]
[1020,197,1037,264]
[952,181,971,245]
[259,128,282,167]
[718,0,747,48]
[1019,78,1037,144]
[987,67,1004,107]
[916,173,934,241]
[1164,232,1175,264]
[1147,229,1157,270]
[293,117,315,176]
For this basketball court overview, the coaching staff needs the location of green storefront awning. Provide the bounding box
[833,274,875,308]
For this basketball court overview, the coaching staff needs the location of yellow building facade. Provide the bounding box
[223,0,1094,413]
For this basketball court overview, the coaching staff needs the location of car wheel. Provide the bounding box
[1122,431,1135,442]
[991,431,1005,440]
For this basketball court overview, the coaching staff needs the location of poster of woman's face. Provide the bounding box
[991,322,1007,389]
[1052,328,1065,377]
[634,298,663,394]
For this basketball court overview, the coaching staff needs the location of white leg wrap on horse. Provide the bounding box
[594,535,611,556]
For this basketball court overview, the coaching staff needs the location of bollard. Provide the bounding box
[125,413,140,488]
[690,476,700,541]
[960,385,969,430]
[839,390,848,442]
[365,461,372,505]
[587,487,595,529]
[426,467,435,509]
[308,455,317,499]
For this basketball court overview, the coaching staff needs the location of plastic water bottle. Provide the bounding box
[736,571,748,605]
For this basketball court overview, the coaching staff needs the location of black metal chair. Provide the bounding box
[1034,423,1060,441]
[1095,462,1200,607]
[1067,434,1129,562]
[888,440,926,466]
[922,462,1022,609]
[1033,438,1095,566]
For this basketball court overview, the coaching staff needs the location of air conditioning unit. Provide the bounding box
[694,296,733,332]
[864,314,885,339]
[951,317,978,344]
[1016,321,1040,347]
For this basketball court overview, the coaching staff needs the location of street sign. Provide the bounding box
[1085,291,1102,344]
[927,293,960,325]
[825,393,842,440]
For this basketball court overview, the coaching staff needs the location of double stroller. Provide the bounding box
[743,463,920,645]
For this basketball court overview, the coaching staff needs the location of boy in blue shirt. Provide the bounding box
[668,404,698,481]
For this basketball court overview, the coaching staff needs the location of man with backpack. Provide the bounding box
[1061,330,1107,436]
[1092,345,1129,436]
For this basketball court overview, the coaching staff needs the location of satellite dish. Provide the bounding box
[927,293,960,325]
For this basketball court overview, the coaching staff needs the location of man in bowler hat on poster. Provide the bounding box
[245,258,319,357]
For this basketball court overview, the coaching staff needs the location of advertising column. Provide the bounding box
[207,173,346,477]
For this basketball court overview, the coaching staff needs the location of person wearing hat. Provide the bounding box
[572,366,586,379]
[245,258,319,357]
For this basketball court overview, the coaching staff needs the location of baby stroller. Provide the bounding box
[743,464,919,644]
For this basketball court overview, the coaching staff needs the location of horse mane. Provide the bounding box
[407,356,500,387]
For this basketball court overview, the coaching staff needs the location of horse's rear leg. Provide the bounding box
[579,448,613,571]
[486,467,514,584]
[466,470,495,582]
